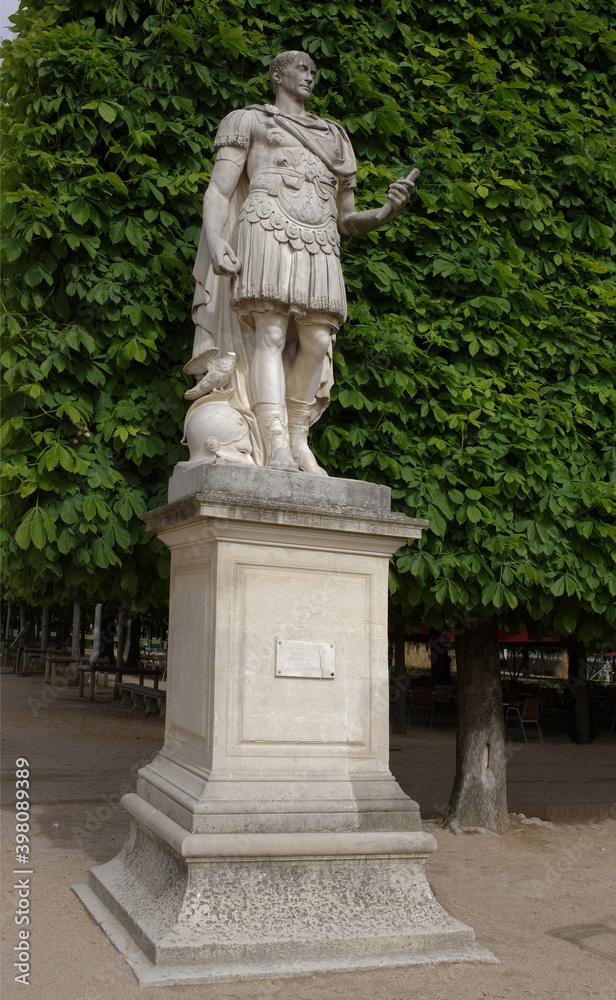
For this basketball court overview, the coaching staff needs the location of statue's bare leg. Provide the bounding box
[251,312,300,472]
[285,321,333,476]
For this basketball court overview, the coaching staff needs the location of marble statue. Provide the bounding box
[186,50,419,475]
[79,61,492,977]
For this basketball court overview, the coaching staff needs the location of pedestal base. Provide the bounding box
[75,467,497,982]
[75,885,496,986]
[74,805,496,986]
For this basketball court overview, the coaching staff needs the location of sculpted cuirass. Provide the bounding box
[219,108,356,326]
[240,147,341,258]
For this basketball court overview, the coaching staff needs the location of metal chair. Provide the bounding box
[505,697,543,743]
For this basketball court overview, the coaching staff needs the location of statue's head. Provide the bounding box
[269,50,317,100]
[183,396,253,466]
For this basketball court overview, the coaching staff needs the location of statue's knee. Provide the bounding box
[257,326,286,352]
[300,327,332,360]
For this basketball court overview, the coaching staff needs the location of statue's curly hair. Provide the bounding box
[269,51,316,91]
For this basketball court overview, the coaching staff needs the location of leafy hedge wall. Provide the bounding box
[2,0,615,639]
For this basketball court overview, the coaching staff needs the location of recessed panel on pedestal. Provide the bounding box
[167,562,213,743]
[234,561,372,749]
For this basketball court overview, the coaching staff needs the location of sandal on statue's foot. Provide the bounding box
[286,397,328,477]
[294,445,328,477]
[269,447,301,473]
[252,402,299,472]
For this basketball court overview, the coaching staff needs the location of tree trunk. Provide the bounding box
[26,613,36,645]
[390,619,408,735]
[40,605,50,653]
[100,614,116,666]
[5,603,12,642]
[71,602,80,660]
[68,602,81,682]
[429,627,452,687]
[19,603,27,633]
[116,607,128,667]
[125,611,141,671]
[568,639,592,744]
[446,620,508,833]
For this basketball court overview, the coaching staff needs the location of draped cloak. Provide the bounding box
[191,104,357,465]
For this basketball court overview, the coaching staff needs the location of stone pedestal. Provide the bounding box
[74,465,496,985]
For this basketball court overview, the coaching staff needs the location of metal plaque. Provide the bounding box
[275,639,335,679]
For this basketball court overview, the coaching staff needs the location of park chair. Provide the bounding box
[606,689,616,735]
[431,685,454,726]
[408,685,432,726]
[502,688,521,707]
[537,687,560,736]
[505,697,543,743]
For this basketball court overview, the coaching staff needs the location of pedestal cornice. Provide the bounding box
[144,463,428,542]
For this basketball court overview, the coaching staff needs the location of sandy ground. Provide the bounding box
[1,670,615,1000]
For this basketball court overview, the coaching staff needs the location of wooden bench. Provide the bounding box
[136,659,167,683]
[78,660,113,700]
[116,682,166,718]
[44,652,91,684]
[113,665,165,700]
[24,650,45,672]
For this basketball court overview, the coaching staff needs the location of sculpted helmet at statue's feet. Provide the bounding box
[187,50,419,473]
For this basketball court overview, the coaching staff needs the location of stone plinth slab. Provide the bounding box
[168,461,394,510]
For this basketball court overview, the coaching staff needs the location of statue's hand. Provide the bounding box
[384,168,420,218]
[210,238,241,276]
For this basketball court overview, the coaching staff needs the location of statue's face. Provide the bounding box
[274,53,316,102]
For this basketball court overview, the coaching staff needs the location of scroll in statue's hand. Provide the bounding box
[210,238,242,277]
[384,168,420,217]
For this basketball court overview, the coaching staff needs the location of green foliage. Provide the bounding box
[310,0,616,645]
[2,1,615,638]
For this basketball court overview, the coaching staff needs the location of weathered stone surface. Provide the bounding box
[75,819,494,985]
[168,459,392,510]
[135,495,420,839]
[163,463,426,547]
[77,478,495,984]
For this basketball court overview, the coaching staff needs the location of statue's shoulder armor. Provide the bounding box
[214,107,262,149]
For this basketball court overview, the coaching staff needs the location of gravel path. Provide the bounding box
[2,671,615,1000]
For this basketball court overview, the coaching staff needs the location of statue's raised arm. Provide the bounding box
[338,168,420,236]
[186,50,419,475]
